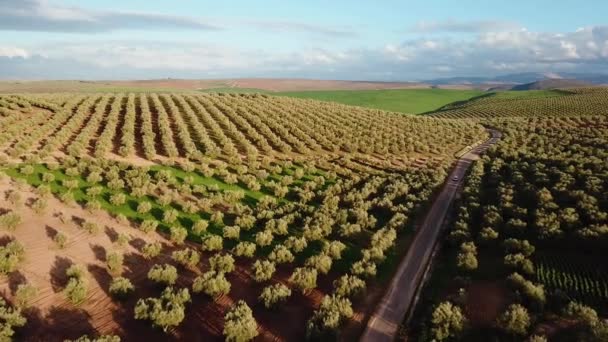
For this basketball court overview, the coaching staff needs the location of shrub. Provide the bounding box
[333,274,366,298]
[233,242,256,258]
[223,300,258,342]
[64,277,87,305]
[163,209,179,224]
[290,267,317,294]
[19,165,34,175]
[201,235,223,251]
[14,283,37,308]
[192,271,231,298]
[134,287,191,332]
[106,252,124,276]
[350,260,377,278]
[268,245,294,264]
[497,304,530,336]
[306,295,353,339]
[0,212,21,231]
[305,254,333,274]
[60,191,76,205]
[323,241,346,260]
[42,172,55,183]
[210,211,224,225]
[85,200,101,213]
[83,221,100,235]
[209,254,235,274]
[109,277,135,298]
[192,220,209,235]
[0,298,26,339]
[431,301,466,341]
[223,225,240,240]
[53,232,68,249]
[109,193,126,206]
[169,226,188,245]
[86,186,103,197]
[255,230,273,247]
[139,220,158,234]
[137,201,153,214]
[284,236,308,253]
[147,264,178,286]
[172,248,200,269]
[115,233,130,247]
[259,283,291,308]
[252,260,276,282]
[142,242,163,259]
[66,335,120,342]
[7,191,22,207]
[0,241,25,274]
[32,198,48,214]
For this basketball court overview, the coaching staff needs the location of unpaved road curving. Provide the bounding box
[360,128,501,342]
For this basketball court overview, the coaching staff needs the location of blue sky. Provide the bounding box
[1,0,608,80]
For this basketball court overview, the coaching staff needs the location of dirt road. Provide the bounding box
[360,129,501,342]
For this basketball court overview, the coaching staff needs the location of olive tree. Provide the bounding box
[147,264,178,286]
[134,287,191,332]
[233,242,256,258]
[289,267,317,294]
[201,235,223,251]
[223,300,258,342]
[497,304,530,336]
[209,253,235,274]
[252,260,276,282]
[259,283,291,308]
[431,301,466,341]
[172,248,200,269]
[192,271,231,298]
[109,276,134,298]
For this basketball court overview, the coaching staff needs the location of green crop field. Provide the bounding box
[274,88,484,114]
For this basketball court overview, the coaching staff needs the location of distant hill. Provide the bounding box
[426,72,608,87]
[511,79,592,91]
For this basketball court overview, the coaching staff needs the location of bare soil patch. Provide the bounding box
[0,177,377,341]
[465,281,509,326]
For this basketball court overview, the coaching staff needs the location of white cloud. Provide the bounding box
[0,46,29,58]
[411,19,521,33]
[3,25,608,80]
[0,0,219,32]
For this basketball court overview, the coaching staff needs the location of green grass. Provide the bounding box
[273,88,485,114]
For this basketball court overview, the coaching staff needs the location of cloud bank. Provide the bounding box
[1,5,608,81]
[0,0,219,32]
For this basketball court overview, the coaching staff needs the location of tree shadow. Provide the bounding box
[8,271,27,295]
[25,197,36,208]
[104,226,119,243]
[45,225,59,240]
[86,264,112,297]
[122,252,150,280]
[129,237,147,251]
[89,243,107,262]
[71,215,85,228]
[0,235,14,247]
[38,306,98,341]
[0,207,10,215]
[50,256,73,292]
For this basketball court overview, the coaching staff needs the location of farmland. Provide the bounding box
[274,88,485,114]
[410,88,608,342]
[0,91,486,340]
[0,87,607,341]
